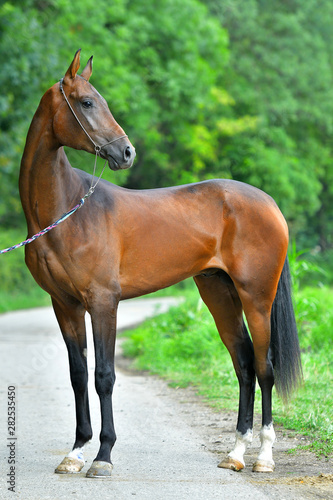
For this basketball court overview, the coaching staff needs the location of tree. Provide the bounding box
[2,0,333,248]
[203,0,333,246]
[0,1,64,227]
[0,0,230,228]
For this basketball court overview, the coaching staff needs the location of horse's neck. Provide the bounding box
[19,106,80,232]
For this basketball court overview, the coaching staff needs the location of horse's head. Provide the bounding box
[52,49,135,171]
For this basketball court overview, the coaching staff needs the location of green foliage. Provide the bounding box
[273,348,333,457]
[0,229,49,312]
[287,244,332,352]
[310,250,333,285]
[0,286,50,314]
[0,2,63,227]
[296,286,333,353]
[2,0,333,301]
[204,0,333,245]
[0,229,33,293]
[0,0,229,228]
[2,0,333,249]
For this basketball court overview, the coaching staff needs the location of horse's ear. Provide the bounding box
[80,56,93,81]
[63,49,81,84]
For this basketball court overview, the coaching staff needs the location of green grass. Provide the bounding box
[122,285,333,458]
[0,286,50,313]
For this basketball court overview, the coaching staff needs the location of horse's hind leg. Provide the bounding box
[52,297,92,474]
[194,273,256,471]
[239,298,276,473]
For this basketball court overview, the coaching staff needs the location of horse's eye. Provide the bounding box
[82,100,93,109]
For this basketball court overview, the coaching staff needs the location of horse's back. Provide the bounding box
[87,175,279,214]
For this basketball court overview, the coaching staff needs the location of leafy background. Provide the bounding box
[1,0,333,247]
[0,0,332,455]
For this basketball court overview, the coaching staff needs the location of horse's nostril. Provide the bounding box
[124,146,132,161]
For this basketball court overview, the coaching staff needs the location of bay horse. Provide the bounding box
[19,50,302,478]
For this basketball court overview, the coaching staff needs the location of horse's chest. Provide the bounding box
[26,245,79,296]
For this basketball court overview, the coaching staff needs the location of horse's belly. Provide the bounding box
[119,235,223,299]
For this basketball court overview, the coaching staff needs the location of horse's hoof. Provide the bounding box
[218,456,244,471]
[252,460,275,473]
[55,456,85,474]
[86,460,113,478]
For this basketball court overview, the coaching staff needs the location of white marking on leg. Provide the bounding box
[228,429,253,467]
[67,446,85,464]
[257,423,276,465]
[55,446,86,473]
[83,348,87,358]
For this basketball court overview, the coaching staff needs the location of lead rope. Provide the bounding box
[0,79,126,255]
[0,165,105,255]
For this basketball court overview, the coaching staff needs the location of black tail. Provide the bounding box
[270,257,303,400]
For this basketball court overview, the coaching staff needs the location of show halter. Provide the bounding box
[0,78,128,255]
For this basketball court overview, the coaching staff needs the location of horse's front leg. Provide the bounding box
[52,298,92,474]
[86,291,120,478]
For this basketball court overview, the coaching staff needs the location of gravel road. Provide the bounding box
[0,299,331,500]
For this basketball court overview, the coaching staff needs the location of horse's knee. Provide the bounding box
[95,367,115,396]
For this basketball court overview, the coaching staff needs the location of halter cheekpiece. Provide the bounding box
[59,78,128,154]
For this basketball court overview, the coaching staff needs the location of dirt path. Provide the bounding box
[0,300,332,499]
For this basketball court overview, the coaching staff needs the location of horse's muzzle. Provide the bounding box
[102,142,136,171]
